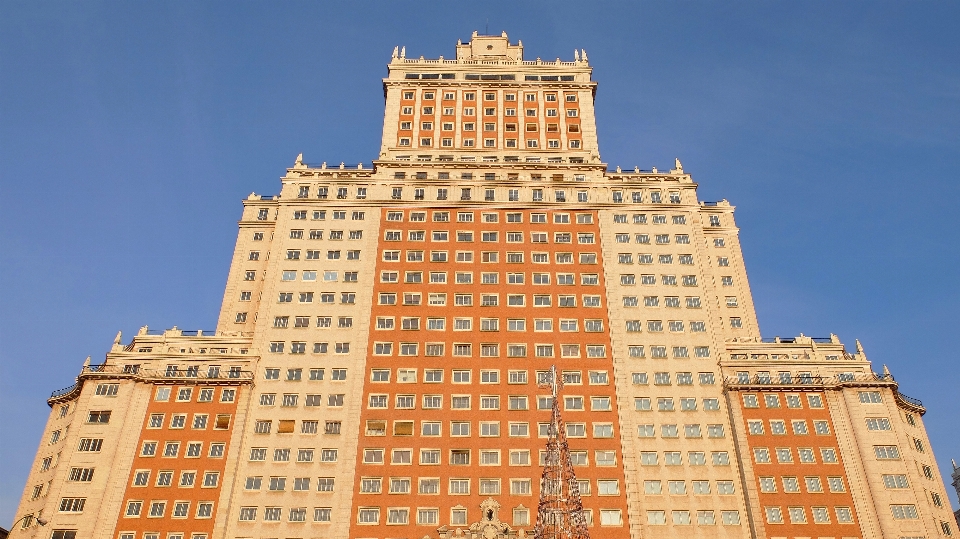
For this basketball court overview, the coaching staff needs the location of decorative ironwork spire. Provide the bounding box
[534,365,591,539]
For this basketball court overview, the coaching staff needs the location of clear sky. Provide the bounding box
[2,1,958,522]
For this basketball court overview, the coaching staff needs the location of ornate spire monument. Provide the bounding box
[534,365,590,539]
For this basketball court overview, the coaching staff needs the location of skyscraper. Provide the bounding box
[12,32,955,539]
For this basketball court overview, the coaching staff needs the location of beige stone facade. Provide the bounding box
[11,33,956,539]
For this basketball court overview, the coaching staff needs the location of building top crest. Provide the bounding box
[456,31,523,61]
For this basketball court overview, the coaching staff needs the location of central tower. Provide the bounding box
[379,31,599,164]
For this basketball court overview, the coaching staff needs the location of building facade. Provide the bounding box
[11,32,956,539]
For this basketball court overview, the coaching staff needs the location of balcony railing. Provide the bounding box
[50,384,78,399]
[81,364,253,381]
[726,372,897,389]
[726,374,825,386]
[723,372,924,413]
[725,372,896,387]
[896,392,923,408]
[48,364,254,401]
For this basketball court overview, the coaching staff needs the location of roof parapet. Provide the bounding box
[390,32,588,67]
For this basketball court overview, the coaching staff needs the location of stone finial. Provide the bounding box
[674,157,683,173]
[634,166,640,173]
[293,153,305,169]
[247,192,258,200]
[392,46,398,58]
[110,330,125,352]
[581,49,588,61]
[138,325,148,335]
[882,364,892,377]
[400,46,406,58]
[855,339,864,354]
[616,166,621,173]
[574,49,580,61]
[339,162,345,169]
[652,166,658,173]
[952,458,957,470]
[83,356,91,367]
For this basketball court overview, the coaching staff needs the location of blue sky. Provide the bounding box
[1,1,958,521]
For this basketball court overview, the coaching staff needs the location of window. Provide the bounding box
[881,473,909,489]
[58,498,86,513]
[87,410,111,423]
[873,445,901,460]
[641,509,669,527]
[125,501,143,517]
[756,390,778,409]
[891,505,919,520]
[866,417,892,431]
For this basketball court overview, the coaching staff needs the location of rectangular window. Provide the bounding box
[882,474,909,489]
[866,417,892,431]
[891,505,919,520]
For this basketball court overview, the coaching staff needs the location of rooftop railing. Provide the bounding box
[137,328,253,339]
[179,330,216,337]
[751,336,837,345]
[396,58,584,67]
[304,163,368,170]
